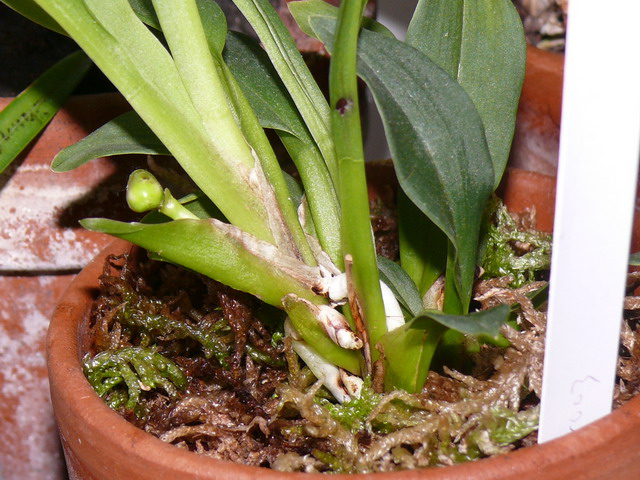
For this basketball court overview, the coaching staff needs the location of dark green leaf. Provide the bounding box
[406,0,526,186]
[223,32,305,138]
[231,0,336,180]
[413,304,510,338]
[309,16,494,311]
[377,256,423,317]
[52,111,169,172]
[0,51,91,174]
[127,0,227,55]
[127,0,160,29]
[398,190,447,297]
[377,304,509,393]
[197,0,227,56]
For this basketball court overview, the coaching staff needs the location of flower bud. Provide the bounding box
[126,169,163,213]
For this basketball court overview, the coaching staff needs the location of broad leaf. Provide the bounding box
[52,111,169,172]
[406,0,526,186]
[398,191,447,297]
[0,51,91,174]
[307,15,494,311]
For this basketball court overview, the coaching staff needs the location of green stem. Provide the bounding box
[330,0,387,357]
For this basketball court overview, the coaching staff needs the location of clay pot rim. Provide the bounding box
[46,170,640,479]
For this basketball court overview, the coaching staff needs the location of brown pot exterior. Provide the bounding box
[48,169,640,479]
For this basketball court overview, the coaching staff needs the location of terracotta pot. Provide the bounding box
[48,166,640,480]
[508,45,564,176]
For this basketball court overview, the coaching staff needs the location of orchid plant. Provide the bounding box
[2,0,527,400]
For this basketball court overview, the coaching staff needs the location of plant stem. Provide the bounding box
[330,0,387,359]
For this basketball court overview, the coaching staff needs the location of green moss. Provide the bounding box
[321,379,381,432]
[482,197,551,287]
[83,346,187,410]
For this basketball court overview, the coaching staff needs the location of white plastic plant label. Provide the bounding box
[538,0,640,442]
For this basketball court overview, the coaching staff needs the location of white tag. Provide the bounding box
[538,0,640,442]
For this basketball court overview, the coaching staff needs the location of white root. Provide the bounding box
[284,319,362,403]
[317,305,364,350]
[315,272,405,331]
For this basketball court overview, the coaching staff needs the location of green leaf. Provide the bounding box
[128,0,227,55]
[36,0,281,245]
[52,111,169,172]
[1,0,66,35]
[0,51,91,174]
[630,252,640,266]
[223,32,306,138]
[378,304,510,392]
[398,190,447,297]
[308,16,494,312]
[378,319,446,393]
[127,0,160,29]
[223,31,341,265]
[196,0,228,56]
[406,0,526,186]
[81,217,325,308]
[289,0,394,38]
[231,0,337,181]
[377,256,423,317]
[414,304,510,338]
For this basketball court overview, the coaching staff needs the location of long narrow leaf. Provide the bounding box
[1,0,65,34]
[231,0,337,182]
[223,32,341,264]
[52,111,169,172]
[34,0,279,245]
[0,51,91,174]
[81,217,324,308]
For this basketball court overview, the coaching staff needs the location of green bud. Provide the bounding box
[126,169,163,212]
